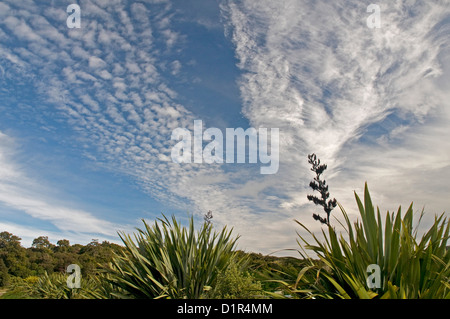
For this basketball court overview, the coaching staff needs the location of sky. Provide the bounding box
[0,0,449,256]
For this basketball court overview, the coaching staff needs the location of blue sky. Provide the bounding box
[0,0,449,255]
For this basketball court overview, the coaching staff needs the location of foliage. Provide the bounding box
[103,215,239,299]
[306,154,337,226]
[295,182,450,299]
[241,251,310,296]
[1,271,102,299]
[24,275,40,285]
[0,233,123,282]
[0,276,39,299]
[0,282,34,299]
[206,260,264,299]
[31,272,100,299]
[0,232,31,278]
[0,258,9,287]
[32,236,54,250]
[85,272,125,299]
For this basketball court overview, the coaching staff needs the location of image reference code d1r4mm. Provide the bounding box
[220,303,273,315]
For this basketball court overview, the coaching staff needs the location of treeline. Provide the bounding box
[0,231,123,287]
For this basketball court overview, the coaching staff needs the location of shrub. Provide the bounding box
[24,276,39,286]
[206,260,264,299]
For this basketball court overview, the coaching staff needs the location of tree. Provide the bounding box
[0,258,9,287]
[306,153,337,226]
[0,232,30,277]
[0,231,22,250]
[57,239,70,248]
[32,236,54,250]
[0,231,124,280]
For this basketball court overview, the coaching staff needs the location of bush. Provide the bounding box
[207,260,264,299]
[24,276,39,285]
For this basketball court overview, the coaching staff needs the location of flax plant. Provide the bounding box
[32,272,98,299]
[103,215,239,299]
[295,183,449,299]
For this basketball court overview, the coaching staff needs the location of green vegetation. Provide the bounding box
[102,215,239,298]
[205,260,264,299]
[293,182,450,299]
[0,231,123,298]
[0,156,448,299]
[5,272,99,299]
[0,232,122,279]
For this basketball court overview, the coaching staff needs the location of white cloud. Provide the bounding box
[170,60,181,75]
[3,16,44,43]
[88,56,108,69]
[0,132,119,241]
[219,0,450,251]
